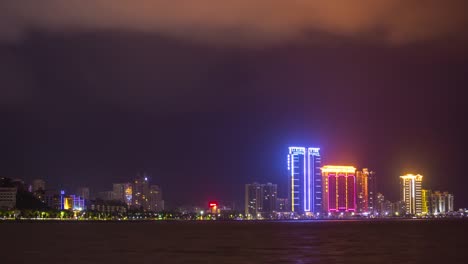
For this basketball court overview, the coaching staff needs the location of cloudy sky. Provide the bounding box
[1,1,467,208]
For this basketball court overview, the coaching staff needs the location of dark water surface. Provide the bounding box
[1,220,466,263]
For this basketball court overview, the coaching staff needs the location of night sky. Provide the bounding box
[1,1,467,208]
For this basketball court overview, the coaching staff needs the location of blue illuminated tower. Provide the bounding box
[287,147,322,214]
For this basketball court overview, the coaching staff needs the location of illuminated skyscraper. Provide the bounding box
[356,169,369,213]
[287,147,322,214]
[321,165,357,213]
[356,168,376,214]
[421,189,432,215]
[400,174,423,215]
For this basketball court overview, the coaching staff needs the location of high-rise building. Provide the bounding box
[244,183,278,217]
[376,193,385,215]
[112,183,132,207]
[245,183,263,218]
[356,169,369,213]
[262,183,277,213]
[400,174,423,215]
[421,189,432,215]
[432,191,454,214]
[287,147,322,214]
[113,183,126,201]
[32,179,46,192]
[447,193,455,212]
[148,185,164,212]
[321,166,357,213]
[367,170,377,214]
[133,174,150,210]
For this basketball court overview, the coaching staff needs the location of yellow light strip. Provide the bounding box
[400,174,423,180]
[321,165,356,173]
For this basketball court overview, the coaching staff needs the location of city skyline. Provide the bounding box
[1,2,468,263]
[2,150,460,213]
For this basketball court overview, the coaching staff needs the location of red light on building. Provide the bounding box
[208,201,218,214]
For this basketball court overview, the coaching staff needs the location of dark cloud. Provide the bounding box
[1,0,467,44]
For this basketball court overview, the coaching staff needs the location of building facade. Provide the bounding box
[262,183,277,213]
[89,200,127,214]
[422,189,432,215]
[276,198,288,212]
[432,191,454,214]
[367,170,377,214]
[113,183,132,206]
[0,187,17,209]
[44,190,61,210]
[63,195,85,211]
[321,166,357,213]
[245,183,263,218]
[356,169,369,213]
[287,147,322,214]
[148,185,164,212]
[400,174,423,215]
[132,175,150,210]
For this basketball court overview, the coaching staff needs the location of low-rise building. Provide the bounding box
[89,200,127,213]
[0,187,17,209]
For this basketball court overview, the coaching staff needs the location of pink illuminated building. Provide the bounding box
[321,166,357,213]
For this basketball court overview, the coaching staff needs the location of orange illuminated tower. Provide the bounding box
[321,166,357,213]
[356,168,374,213]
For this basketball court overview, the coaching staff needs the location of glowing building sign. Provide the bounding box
[208,201,218,214]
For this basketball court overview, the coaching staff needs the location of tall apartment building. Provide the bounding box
[287,147,322,214]
[400,174,423,215]
[148,185,164,212]
[245,182,278,218]
[356,168,375,213]
[133,175,150,210]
